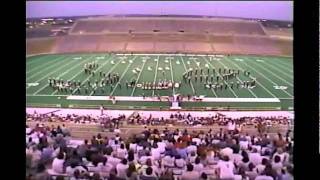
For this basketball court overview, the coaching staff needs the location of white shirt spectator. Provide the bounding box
[220,147,233,158]
[66,166,87,176]
[230,153,243,166]
[192,163,204,172]
[129,143,137,152]
[175,158,186,168]
[272,162,283,174]
[240,140,249,150]
[181,170,200,180]
[98,162,113,175]
[140,155,154,165]
[87,162,101,173]
[116,163,129,179]
[255,164,266,175]
[162,155,174,167]
[157,141,166,153]
[105,155,121,168]
[216,160,235,179]
[116,148,127,159]
[187,144,197,154]
[249,152,262,166]
[192,138,201,146]
[188,154,197,164]
[52,158,65,173]
[151,147,161,160]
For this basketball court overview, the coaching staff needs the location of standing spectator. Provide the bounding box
[216,156,235,179]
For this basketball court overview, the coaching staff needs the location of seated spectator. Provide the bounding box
[174,155,186,168]
[87,160,101,173]
[151,143,161,161]
[271,155,283,175]
[246,163,258,180]
[66,162,87,176]
[200,172,208,180]
[239,156,250,171]
[116,159,129,179]
[216,156,235,179]
[249,148,262,166]
[117,143,128,159]
[192,157,204,172]
[255,158,268,175]
[52,151,65,173]
[140,151,154,165]
[181,164,200,180]
[187,151,197,164]
[140,167,158,180]
[98,157,113,177]
[162,154,175,168]
[140,159,160,177]
[126,163,139,180]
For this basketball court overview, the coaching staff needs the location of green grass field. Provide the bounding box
[26,53,293,110]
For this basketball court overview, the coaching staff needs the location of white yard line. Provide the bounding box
[27,56,65,75]
[248,58,293,87]
[219,57,258,98]
[227,58,279,98]
[180,55,195,94]
[110,56,138,96]
[256,60,293,80]
[27,57,78,89]
[202,56,238,98]
[169,56,175,95]
[34,56,95,95]
[230,57,293,98]
[51,55,97,95]
[73,54,116,95]
[241,57,293,97]
[130,57,147,96]
[152,55,160,96]
[189,56,217,97]
[27,56,71,81]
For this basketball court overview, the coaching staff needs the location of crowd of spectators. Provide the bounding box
[26,118,293,180]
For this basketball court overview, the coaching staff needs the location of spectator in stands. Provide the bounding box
[98,157,113,178]
[66,162,87,176]
[52,151,65,173]
[140,167,158,180]
[174,154,186,169]
[271,155,283,175]
[116,159,129,179]
[216,155,235,179]
[192,157,204,172]
[126,163,139,180]
[181,164,200,180]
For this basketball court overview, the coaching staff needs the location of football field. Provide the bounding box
[26,53,293,110]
